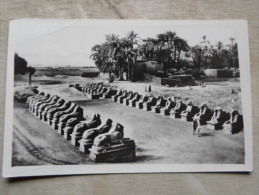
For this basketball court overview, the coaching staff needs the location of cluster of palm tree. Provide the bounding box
[90,31,239,81]
[90,30,190,81]
[90,31,139,81]
[189,36,239,69]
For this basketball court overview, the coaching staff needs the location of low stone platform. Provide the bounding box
[88,94,99,99]
[181,115,193,122]
[89,138,136,163]
[160,109,170,116]
[170,112,181,119]
[207,122,223,130]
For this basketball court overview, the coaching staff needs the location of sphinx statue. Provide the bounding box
[193,104,212,123]
[135,95,149,109]
[152,96,166,113]
[41,98,65,121]
[51,102,76,130]
[117,90,128,104]
[29,93,48,112]
[143,95,157,111]
[32,94,51,114]
[128,92,141,107]
[89,83,103,95]
[57,106,84,135]
[85,83,97,94]
[70,113,102,146]
[160,97,177,116]
[123,91,134,106]
[63,117,82,140]
[207,107,230,130]
[27,91,44,106]
[180,101,199,121]
[96,86,108,96]
[170,100,186,118]
[36,95,59,118]
[88,123,136,163]
[82,83,92,94]
[93,123,124,147]
[223,110,243,134]
[192,104,213,135]
[112,89,122,102]
[46,101,70,125]
[79,118,113,153]
[102,87,116,98]
[89,83,103,94]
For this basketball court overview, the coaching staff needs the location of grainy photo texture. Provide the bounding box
[3,19,252,177]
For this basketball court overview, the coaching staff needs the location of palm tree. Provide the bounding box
[90,44,107,70]
[174,38,189,68]
[229,37,238,68]
[199,36,213,68]
[90,43,116,79]
[212,41,224,68]
[116,40,138,80]
[189,45,203,69]
[164,31,178,68]
[126,31,140,49]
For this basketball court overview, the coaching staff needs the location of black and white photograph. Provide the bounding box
[3,19,252,177]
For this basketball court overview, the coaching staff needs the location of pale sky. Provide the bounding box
[10,19,241,67]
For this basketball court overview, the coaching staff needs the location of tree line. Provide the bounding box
[90,31,239,80]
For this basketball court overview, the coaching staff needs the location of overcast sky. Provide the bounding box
[11,19,241,67]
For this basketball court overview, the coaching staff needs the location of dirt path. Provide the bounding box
[13,125,75,165]
[12,101,91,166]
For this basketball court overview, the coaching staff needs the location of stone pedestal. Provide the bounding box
[79,143,92,154]
[63,127,74,140]
[181,115,193,122]
[136,103,143,109]
[102,94,111,99]
[51,121,59,130]
[71,137,81,147]
[47,118,52,125]
[143,105,152,111]
[112,96,117,102]
[89,139,136,163]
[207,122,223,130]
[123,99,129,106]
[42,115,48,122]
[64,132,71,140]
[170,112,181,119]
[88,94,99,99]
[160,109,170,116]
[152,107,160,113]
[57,122,66,135]
[128,101,136,107]
[117,97,125,104]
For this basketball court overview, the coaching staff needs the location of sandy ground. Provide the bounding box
[12,75,244,166]
[15,75,242,112]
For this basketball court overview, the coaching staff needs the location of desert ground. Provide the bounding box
[12,75,244,166]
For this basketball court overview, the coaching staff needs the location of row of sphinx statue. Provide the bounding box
[77,82,244,135]
[26,92,136,161]
[106,87,244,135]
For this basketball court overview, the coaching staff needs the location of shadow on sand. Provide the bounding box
[197,132,214,137]
[136,155,163,163]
